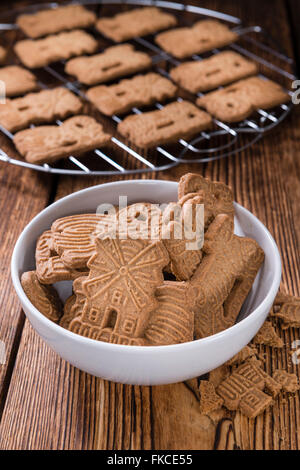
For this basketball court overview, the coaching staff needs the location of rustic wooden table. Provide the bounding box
[0,0,299,450]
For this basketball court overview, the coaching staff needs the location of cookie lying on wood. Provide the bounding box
[155,19,238,59]
[170,51,258,93]
[96,7,177,42]
[17,4,96,38]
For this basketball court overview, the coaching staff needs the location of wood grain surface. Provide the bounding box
[0,0,299,450]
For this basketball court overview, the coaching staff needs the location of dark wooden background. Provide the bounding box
[0,0,299,450]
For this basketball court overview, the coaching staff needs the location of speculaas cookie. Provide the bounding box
[270,292,300,329]
[60,295,76,329]
[199,380,224,415]
[35,230,88,284]
[14,115,111,164]
[226,345,257,367]
[65,44,152,86]
[14,30,98,68]
[59,276,87,329]
[0,87,83,133]
[0,46,7,64]
[117,202,163,242]
[117,100,212,148]
[170,51,258,94]
[272,370,300,393]
[21,270,63,323]
[0,66,38,97]
[96,7,177,42]
[144,282,194,345]
[190,214,264,339]
[217,359,281,418]
[86,73,177,116]
[69,235,169,345]
[17,4,96,39]
[155,19,238,59]
[253,321,283,348]
[197,76,290,122]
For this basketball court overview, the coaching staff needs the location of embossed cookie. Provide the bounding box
[21,270,63,322]
[0,87,83,133]
[0,46,7,64]
[273,370,300,393]
[190,214,264,339]
[86,73,177,116]
[197,76,290,122]
[253,321,283,348]
[69,235,169,345]
[65,44,152,86]
[144,282,194,345]
[60,276,87,329]
[178,173,234,226]
[199,380,224,415]
[14,115,111,164]
[96,7,177,42]
[14,30,98,68]
[117,100,212,148]
[0,66,38,97]
[155,19,238,59]
[270,292,300,329]
[36,230,88,284]
[17,4,96,38]
[217,360,280,418]
[117,202,163,241]
[170,51,258,93]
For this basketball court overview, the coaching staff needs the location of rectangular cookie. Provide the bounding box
[65,44,152,86]
[155,19,238,59]
[86,72,177,116]
[197,76,290,122]
[0,66,38,97]
[17,4,96,39]
[170,51,258,93]
[117,100,212,148]
[0,87,83,133]
[14,115,111,164]
[14,30,98,68]
[96,7,177,42]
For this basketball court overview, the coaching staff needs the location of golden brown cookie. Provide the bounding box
[17,4,96,38]
[155,19,238,59]
[0,66,38,97]
[69,235,169,345]
[170,51,258,93]
[0,87,83,133]
[117,100,212,148]
[253,321,284,348]
[14,30,98,68]
[197,76,290,122]
[144,282,194,345]
[21,270,63,322]
[272,370,300,393]
[190,214,264,339]
[14,115,111,164]
[96,7,177,42]
[199,380,224,415]
[0,45,7,64]
[86,73,177,116]
[65,44,152,86]
[270,292,300,329]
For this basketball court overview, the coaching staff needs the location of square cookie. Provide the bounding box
[14,30,98,68]
[17,4,96,39]
[96,7,177,42]
[197,76,290,122]
[0,65,38,97]
[170,51,258,93]
[155,19,238,59]
[117,100,212,148]
[65,44,152,86]
[0,87,83,133]
[14,115,111,164]
[86,72,177,116]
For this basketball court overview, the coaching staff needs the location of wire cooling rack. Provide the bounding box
[0,0,296,176]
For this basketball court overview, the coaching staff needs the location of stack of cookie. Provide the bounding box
[21,173,264,346]
[0,4,290,164]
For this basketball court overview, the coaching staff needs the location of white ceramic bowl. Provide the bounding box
[11,180,281,385]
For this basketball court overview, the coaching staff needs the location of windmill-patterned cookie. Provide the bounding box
[189,214,264,339]
[161,195,204,281]
[36,230,88,284]
[21,270,63,323]
[69,235,169,345]
[144,282,194,345]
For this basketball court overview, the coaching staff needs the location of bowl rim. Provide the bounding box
[11,179,282,354]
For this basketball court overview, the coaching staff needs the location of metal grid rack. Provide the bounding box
[0,0,296,176]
